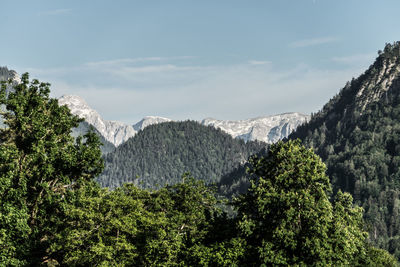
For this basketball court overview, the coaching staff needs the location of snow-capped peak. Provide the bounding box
[58,95,174,146]
[201,113,309,143]
[58,95,136,146]
[0,66,20,85]
[133,116,172,131]
[59,94,308,146]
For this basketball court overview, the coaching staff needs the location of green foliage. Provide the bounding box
[234,140,372,266]
[0,74,104,264]
[51,175,236,266]
[52,181,159,266]
[98,120,266,189]
[363,246,399,266]
[0,73,396,265]
[290,42,400,259]
[330,191,368,265]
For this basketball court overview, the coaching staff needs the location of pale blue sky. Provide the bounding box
[1,0,400,123]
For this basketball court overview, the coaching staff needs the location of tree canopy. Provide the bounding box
[0,74,104,264]
[234,140,396,266]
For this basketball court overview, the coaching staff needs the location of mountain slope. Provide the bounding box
[98,120,267,189]
[0,67,21,128]
[71,121,116,154]
[58,95,136,146]
[202,112,309,143]
[133,116,171,131]
[59,95,176,146]
[0,66,20,84]
[290,42,400,258]
[60,95,308,146]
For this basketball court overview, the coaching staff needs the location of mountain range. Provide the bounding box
[201,113,308,143]
[58,94,309,147]
[0,67,309,147]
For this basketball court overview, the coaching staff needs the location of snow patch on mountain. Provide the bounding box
[201,113,309,143]
[59,95,174,146]
[133,116,172,131]
[3,69,308,146]
[59,95,308,146]
[0,67,21,128]
[58,95,136,146]
[0,66,20,84]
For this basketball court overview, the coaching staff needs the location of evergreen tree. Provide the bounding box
[99,121,266,189]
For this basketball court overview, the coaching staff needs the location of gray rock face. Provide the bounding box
[133,116,171,131]
[60,94,309,146]
[0,67,21,128]
[2,65,308,147]
[201,113,310,143]
[355,59,400,111]
[0,66,20,84]
[58,95,137,146]
[70,120,116,154]
[59,95,173,146]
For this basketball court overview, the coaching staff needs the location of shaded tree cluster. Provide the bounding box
[98,120,266,189]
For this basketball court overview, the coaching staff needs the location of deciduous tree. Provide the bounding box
[0,74,103,264]
[234,140,394,266]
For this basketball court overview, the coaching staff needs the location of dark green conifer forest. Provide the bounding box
[0,74,396,265]
[98,120,267,189]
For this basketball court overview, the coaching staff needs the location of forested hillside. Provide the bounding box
[98,121,267,189]
[290,42,400,258]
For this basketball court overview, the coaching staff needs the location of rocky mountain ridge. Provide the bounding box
[201,113,309,143]
[133,116,172,131]
[58,95,136,146]
[0,66,20,84]
[0,67,22,128]
[59,94,308,146]
[1,67,308,147]
[58,95,172,146]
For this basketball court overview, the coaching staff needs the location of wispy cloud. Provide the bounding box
[38,9,71,16]
[331,53,376,65]
[85,56,195,67]
[115,64,182,74]
[25,57,366,124]
[248,60,271,65]
[85,57,165,67]
[289,37,338,48]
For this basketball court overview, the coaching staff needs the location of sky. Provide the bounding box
[1,0,400,124]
